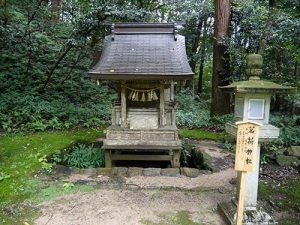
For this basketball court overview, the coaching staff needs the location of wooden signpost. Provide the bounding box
[235,121,261,225]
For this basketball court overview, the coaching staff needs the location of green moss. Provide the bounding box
[141,210,204,225]
[179,129,226,140]
[278,217,300,225]
[27,180,97,203]
[258,180,300,224]
[279,179,300,211]
[0,128,104,205]
[258,181,273,200]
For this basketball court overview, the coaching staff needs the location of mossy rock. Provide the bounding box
[181,167,200,177]
[127,167,143,177]
[287,146,300,158]
[276,155,300,167]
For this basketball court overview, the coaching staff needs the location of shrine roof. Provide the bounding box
[88,23,193,80]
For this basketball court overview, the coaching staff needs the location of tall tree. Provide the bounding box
[51,0,60,22]
[211,0,231,116]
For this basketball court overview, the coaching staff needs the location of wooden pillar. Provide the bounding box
[105,150,112,168]
[160,82,165,126]
[170,81,175,126]
[121,81,127,127]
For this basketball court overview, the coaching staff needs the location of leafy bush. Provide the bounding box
[0,85,116,133]
[175,91,233,131]
[63,144,105,168]
[270,115,300,147]
[175,91,211,129]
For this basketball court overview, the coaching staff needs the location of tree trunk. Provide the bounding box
[185,16,203,89]
[197,18,208,96]
[211,0,231,116]
[51,0,60,22]
[258,0,276,54]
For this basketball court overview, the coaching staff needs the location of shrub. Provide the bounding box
[67,144,104,168]
[62,144,105,168]
[175,91,233,131]
[270,115,300,147]
[175,91,211,129]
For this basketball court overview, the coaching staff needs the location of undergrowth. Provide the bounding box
[0,129,104,205]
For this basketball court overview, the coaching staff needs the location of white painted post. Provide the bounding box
[244,144,261,209]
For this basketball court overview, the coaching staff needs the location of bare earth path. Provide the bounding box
[35,140,236,225]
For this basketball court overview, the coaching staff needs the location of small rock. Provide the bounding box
[229,177,237,185]
[127,167,143,177]
[71,167,83,174]
[276,155,300,167]
[286,146,300,158]
[110,167,128,177]
[199,170,212,175]
[181,167,200,177]
[161,168,180,177]
[96,168,112,176]
[83,168,97,176]
[143,168,161,176]
[52,165,72,174]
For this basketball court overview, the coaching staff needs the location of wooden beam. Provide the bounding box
[160,82,165,126]
[111,154,172,161]
[121,81,127,127]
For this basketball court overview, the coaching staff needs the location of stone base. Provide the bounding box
[218,201,277,225]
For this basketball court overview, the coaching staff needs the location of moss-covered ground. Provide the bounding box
[258,180,300,225]
[0,128,104,224]
[141,210,204,225]
[179,129,226,140]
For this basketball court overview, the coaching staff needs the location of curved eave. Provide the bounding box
[219,79,295,94]
[88,72,194,80]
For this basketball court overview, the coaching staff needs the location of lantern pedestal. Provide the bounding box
[218,54,294,225]
[218,201,277,225]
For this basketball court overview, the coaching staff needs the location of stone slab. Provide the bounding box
[276,155,300,167]
[287,146,300,158]
[218,201,277,225]
[127,167,144,177]
[181,167,200,177]
[161,168,180,177]
[143,168,161,176]
[83,168,97,176]
[110,167,128,177]
[96,168,112,176]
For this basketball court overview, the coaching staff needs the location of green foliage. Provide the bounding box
[63,182,75,191]
[180,144,204,169]
[0,128,103,205]
[175,91,211,129]
[64,144,105,168]
[259,179,300,213]
[179,129,225,140]
[269,115,300,147]
[223,140,235,152]
[0,0,162,133]
[176,91,233,130]
[0,172,11,182]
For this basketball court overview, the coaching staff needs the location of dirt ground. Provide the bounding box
[35,140,236,225]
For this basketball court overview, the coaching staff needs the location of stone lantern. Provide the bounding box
[218,54,294,224]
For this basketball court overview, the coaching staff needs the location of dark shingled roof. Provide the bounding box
[88,23,193,80]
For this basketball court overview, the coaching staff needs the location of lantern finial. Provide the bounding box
[246,54,263,80]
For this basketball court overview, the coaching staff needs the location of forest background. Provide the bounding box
[0,0,299,148]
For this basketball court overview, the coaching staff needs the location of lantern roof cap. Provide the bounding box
[220,54,295,93]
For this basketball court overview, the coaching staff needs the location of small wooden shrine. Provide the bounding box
[89,23,193,168]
